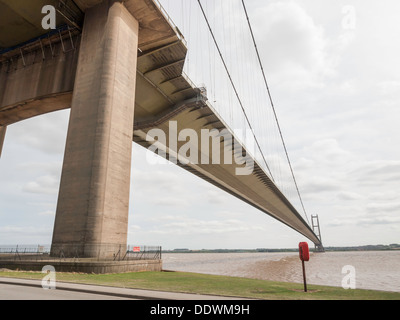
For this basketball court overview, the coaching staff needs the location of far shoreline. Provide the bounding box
[163,243,400,254]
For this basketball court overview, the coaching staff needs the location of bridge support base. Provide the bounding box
[0,259,162,274]
[51,1,139,259]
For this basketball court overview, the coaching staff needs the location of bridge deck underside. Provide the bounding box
[0,0,321,246]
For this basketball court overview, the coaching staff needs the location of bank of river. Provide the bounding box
[163,251,400,292]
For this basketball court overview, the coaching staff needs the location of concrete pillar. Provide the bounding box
[51,0,139,259]
[0,126,6,158]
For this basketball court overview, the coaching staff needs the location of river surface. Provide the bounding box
[162,251,400,292]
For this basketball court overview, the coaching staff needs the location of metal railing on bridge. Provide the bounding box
[152,0,187,46]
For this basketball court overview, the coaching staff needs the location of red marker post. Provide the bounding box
[299,242,310,292]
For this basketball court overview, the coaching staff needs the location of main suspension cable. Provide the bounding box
[197,0,275,182]
[240,0,310,225]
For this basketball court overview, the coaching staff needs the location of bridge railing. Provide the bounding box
[0,244,162,262]
[151,0,187,46]
[125,245,162,261]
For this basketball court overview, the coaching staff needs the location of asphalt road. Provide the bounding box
[0,282,131,300]
[0,277,247,300]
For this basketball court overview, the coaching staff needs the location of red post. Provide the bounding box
[299,242,310,293]
[301,260,307,292]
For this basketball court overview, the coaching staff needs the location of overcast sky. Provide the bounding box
[0,0,399,249]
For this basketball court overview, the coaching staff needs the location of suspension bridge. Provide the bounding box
[0,0,323,264]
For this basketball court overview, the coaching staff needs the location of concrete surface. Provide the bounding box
[0,259,162,274]
[51,1,139,258]
[0,277,249,300]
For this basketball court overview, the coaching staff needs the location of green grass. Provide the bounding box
[0,270,399,300]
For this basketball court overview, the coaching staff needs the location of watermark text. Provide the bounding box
[342,265,356,290]
[42,5,56,30]
[144,121,255,176]
[42,265,56,290]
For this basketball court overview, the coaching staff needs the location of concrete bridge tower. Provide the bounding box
[51,1,139,259]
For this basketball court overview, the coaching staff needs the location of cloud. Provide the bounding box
[352,161,400,184]
[7,110,69,155]
[378,81,400,96]
[358,216,400,226]
[154,197,190,208]
[366,203,400,215]
[140,217,264,236]
[325,213,400,229]
[369,192,399,202]
[302,139,354,167]
[128,225,141,232]
[22,174,60,195]
[131,161,199,196]
[301,177,341,194]
[0,226,53,244]
[38,210,55,216]
[337,192,364,201]
[253,2,328,75]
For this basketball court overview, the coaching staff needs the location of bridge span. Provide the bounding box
[0,0,322,259]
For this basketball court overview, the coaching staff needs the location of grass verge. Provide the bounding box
[0,270,399,300]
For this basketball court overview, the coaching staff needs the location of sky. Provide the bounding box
[0,0,399,250]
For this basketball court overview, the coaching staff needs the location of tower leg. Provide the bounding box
[311,215,325,252]
[51,1,139,259]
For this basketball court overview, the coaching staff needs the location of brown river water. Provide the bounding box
[162,251,400,292]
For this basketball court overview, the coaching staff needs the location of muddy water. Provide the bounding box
[162,251,400,292]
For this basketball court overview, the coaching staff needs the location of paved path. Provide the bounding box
[0,277,248,300]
